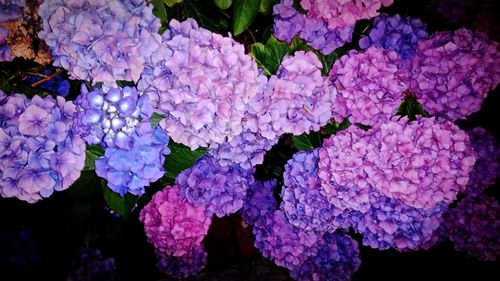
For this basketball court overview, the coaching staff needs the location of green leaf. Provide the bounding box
[214,0,233,9]
[292,133,321,151]
[259,0,277,13]
[150,112,165,127]
[318,52,338,76]
[153,0,168,33]
[324,118,351,136]
[396,92,429,120]
[66,171,99,199]
[163,0,183,7]
[161,142,207,184]
[184,0,228,32]
[251,35,292,76]
[84,145,104,171]
[101,182,138,219]
[232,0,260,36]
[289,36,312,52]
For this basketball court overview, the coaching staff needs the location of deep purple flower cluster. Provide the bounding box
[0,26,13,62]
[177,155,254,217]
[252,210,320,270]
[95,122,170,196]
[74,85,152,148]
[0,0,25,22]
[38,0,161,86]
[290,232,361,281]
[329,47,408,126]
[444,194,500,261]
[139,185,212,257]
[273,0,354,55]
[359,14,428,59]
[300,0,394,29]
[281,149,352,234]
[68,248,116,281]
[138,18,261,149]
[25,68,70,97]
[156,247,207,279]
[240,179,277,225]
[246,51,335,139]
[0,91,86,203]
[408,28,500,120]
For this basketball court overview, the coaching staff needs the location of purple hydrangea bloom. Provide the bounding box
[0,0,25,22]
[272,0,305,43]
[0,26,13,62]
[281,149,353,234]
[208,130,278,170]
[290,232,361,281]
[246,51,336,140]
[156,247,207,278]
[444,194,500,261]
[464,128,500,196]
[38,0,161,86]
[68,248,116,281]
[300,0,393,29]
[329,47,409,126]
[240,179,277,225]
[74,85,152,149]
[138,18,261,149]
[359,14,428,59]
[253,210,320,270]
[408,28,500,120]
[0,92,86,203]
[95,121,170,196]
[25,68,70,97]
[176,155,254,217]
[139,185,212,257]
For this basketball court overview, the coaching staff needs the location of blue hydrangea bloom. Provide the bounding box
[240,179,277,225]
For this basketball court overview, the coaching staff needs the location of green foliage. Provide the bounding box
[214,0,233,10]
[153,0,169,33]
[292,133,321,150]
[150,112,166,127]
[101,181,139,219]
[324,118,351,135]
[184,0,229,32]
[232,0,260,36]
[259,0,278,13]
[160,142,208,185]
[84,145,104,171]
[397,92,429,120]
[163,0,184,7]
[251,35,293,76]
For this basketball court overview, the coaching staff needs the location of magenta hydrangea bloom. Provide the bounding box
[300,0,393,29]
[281,149,353,234]
[359,13,428,59]
[240,179,277,225]
[290,232,361,281]
[156,247,207,279]
[176,155,254,217]
[38,0,161,86]
[464,128,500,196]
[0,91,85,203]
[444,194,500,261]
[329,47,409,125]
[253,210,320,270]
[138,18,261,149]
[408,28,500,120]
[246,51,336,140]
[0,26,13,62]
[139,185,212,257]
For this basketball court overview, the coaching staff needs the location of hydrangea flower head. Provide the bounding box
[409,28,500,120]
[0,26,13,62]
[139,185,212,257]
[68,248,116,281]
[272,0,305,43]
[156,247,207,279]
[240,179,277,225]
[0,91,85,203]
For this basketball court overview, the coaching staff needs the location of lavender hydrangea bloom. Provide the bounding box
[272,0,304,43]
[290,232,361,281]
[408,28,500,120]
[74,85,152,149]
[300,0,394,29]
[253,210,320,270]
[95,122,170,196]
[138,18,261,149]
[208,130,278,170]
[464,128,500,196]
[38,0,161,86]
[139,185,212,257]
[444,194,500,261]
[240,179,277,225]
[0,92,85,203]
[246,51,336,140]
[281,149,353,234]
[176,155,254,217]
[156,247,207,278]
[0,26,13,62]
[359,14,428,59]
[329,47,409,125]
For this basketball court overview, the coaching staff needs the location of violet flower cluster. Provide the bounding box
[240,179,277,225]
[139,185,212,257]
[273,0,354,55]
[408,28,500,120]
[247,51,335,139]
[252,210,320,270]
[444,194,500,261]
[281,149,352,234]
[176,155,254,217]
[155,247,207,279]
[68,248,116,281]
[359,13,428,59]
[138,18,261,149]
[0,91,86,203]
[300,0,394,29]
[0,26,13,62]
[38,0,161,86]
[290,232,361,281]
[0,0,25,22]
[329,47,408,126]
